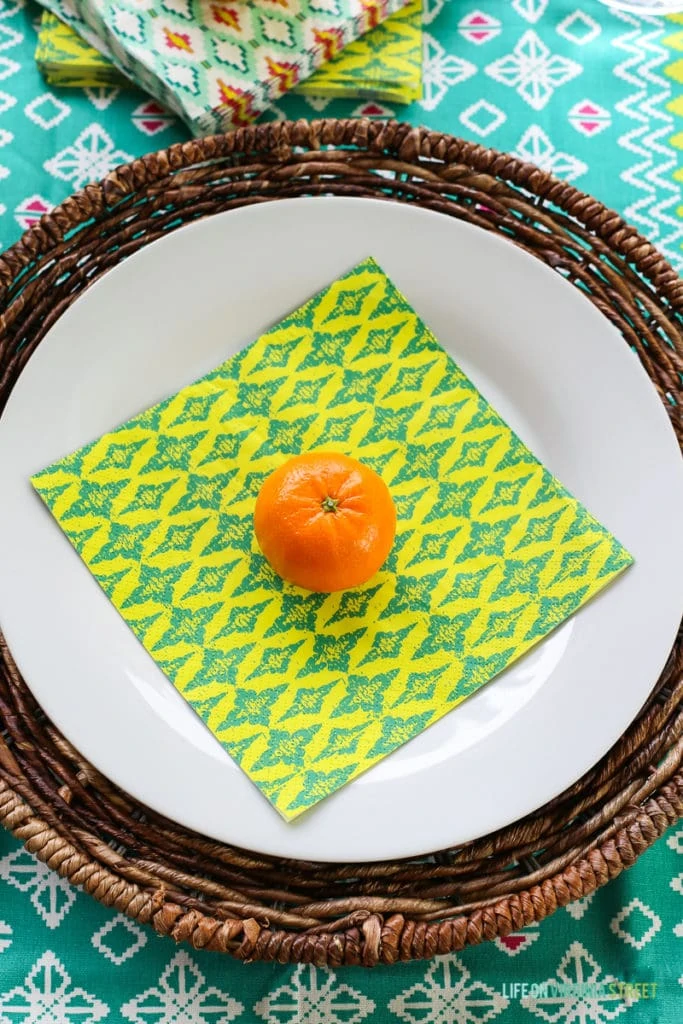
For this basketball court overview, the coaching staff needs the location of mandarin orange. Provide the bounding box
[253,452,396,593]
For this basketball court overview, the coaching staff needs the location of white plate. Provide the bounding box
[0,197,682,862]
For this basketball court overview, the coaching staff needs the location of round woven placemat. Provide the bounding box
[0,119,681,966]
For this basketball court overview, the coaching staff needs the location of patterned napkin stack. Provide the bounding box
[34,0,422,134]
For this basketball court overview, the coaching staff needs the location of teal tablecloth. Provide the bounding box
[1,0,682,1019]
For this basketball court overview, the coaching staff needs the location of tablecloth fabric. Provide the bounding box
[0,0,682,1019]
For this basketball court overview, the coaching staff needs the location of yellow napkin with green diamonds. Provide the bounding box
[32,258,632,819]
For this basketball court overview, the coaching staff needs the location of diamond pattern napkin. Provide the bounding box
[35,0,413,134]
[32,259,633,819]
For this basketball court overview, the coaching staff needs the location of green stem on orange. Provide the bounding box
[321,496,339,514]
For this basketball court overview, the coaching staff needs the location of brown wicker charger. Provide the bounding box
[0,119,681,966]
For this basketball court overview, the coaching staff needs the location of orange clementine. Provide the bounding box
[254,452,396,593]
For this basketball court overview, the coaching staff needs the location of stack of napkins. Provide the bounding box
[36,6,422,104]
[32,259,632,819]
[34,0,421,135]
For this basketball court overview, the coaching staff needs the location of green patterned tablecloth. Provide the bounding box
[1,0,682,1019]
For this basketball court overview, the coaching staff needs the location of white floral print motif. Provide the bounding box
[0,951,108,1023]
[44,123,132,188]
[389,954,509,1023]
[121,950,243,1023]
[255,964,375,1024]
[522,941,638,1023]
[420,34,476,112]
[0,847,77,929]
[485,30,582,111]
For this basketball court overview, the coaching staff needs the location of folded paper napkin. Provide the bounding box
[36,0,412,135]
[32,259,633,819]
[35,5,422,104]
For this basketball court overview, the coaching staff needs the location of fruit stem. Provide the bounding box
[321,496,339,514]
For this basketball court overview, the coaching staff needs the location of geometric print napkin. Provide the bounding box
[35,0,413,134]
[35,3,423,104]
[31,259,633,819]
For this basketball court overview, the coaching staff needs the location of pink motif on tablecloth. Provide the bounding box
[131,100,176,135]
[459,11,501,45]
[14,196,52,230]
[495,929,540,957]
[568,100,611,138]
[353,101,395,118]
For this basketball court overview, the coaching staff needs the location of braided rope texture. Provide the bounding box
[0,120,681,966]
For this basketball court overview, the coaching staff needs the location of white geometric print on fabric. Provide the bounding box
[303,94,332,113]
[0,847,77,929]
[521,941,638,1022]
[24,93,71,130]
[121,950,243,1024]
[514,125,587,181]
[86,87,121,112]
[667,828,683,855]
[388,954,509,1023]
[0,0,25,19]
[0,54,19,80]
[671,829,683,981]
[0,951,109,1023]
[421,0,447,29]
[511,0,548,25]
[485,31,582,111]
[44,123,133,189]
[420,34,476,112]
[460,98,506,137]
[556,10,601,47]
[494,927,540,957]
[0,920,12,954]
[565,892,596,921]
[254,965,375,1024]
[91,915,147,965]
[612,10,683,271]
[0,90,17,114]
[609,898,662,950]
[0,22,22,47]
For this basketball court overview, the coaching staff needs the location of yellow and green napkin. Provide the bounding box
[32,259,632,819]
[35,5,422,104]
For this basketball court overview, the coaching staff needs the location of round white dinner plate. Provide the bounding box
[0,197,681,862]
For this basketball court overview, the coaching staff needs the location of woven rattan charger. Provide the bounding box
[0,120,681,966]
